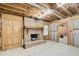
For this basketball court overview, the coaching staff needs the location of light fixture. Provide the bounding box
[57,3,64,7]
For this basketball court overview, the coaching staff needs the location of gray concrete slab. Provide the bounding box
[0,40,79,56]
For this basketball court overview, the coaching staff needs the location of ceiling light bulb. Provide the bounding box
[57,3,64,7]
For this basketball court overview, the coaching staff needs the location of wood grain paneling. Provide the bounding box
[0,14,2,48]
[12,15,23,48]
[2,14,23,50]
[2,14,13,49]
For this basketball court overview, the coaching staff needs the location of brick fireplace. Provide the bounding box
[23,27,45,48]
[23,18,45,48]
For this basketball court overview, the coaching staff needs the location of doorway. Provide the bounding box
[58,23,68,44]
[51,22,68,44]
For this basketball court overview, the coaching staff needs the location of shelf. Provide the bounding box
[24,26,44,29]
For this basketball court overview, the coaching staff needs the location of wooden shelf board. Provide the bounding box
[24,26,44,29]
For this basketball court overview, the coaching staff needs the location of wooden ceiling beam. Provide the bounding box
[55,12,66,18]
[0,8,26,17]
[0,3,41,16]
[18,3,31,8]
[19,3,40,11]
[50,9,64,19]
[37,3,57,9]
[73,3,79,14]
[27,3,44,10]
[26,3,41,10]
[1,3,28,12]
[0,4,28,16]
[19,3,41,16]
[53,10,66,18]
[52,13,63,19]
[36,3,48,9]
[61,7,72,16]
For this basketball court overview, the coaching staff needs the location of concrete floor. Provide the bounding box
[0,40,79,56]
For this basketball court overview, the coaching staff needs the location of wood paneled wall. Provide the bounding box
[0,14,2,48]
[2,14,23,50]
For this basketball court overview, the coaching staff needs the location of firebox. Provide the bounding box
[31,34,38,41]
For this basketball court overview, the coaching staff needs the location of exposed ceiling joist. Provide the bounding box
[53,9,66,18]
[0,4,28,16]
[18,3,31,7]
[56,12,66,18]
[0,8,25,17]
[73,3,79,14]
[0,3,78,22]
[50,9,64,19]
[61,7,72,16]
[53,12,63,19]
[28,3,44,10]
[19,3,41,16]
[36,3,48,9]
[1,3,28,13]
[22,3,40,10]
[37,3,57,9]
[55,12,66,18]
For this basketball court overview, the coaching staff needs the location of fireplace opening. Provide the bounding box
[31,34,38,41]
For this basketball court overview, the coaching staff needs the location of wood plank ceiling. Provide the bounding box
[0,3,79,22]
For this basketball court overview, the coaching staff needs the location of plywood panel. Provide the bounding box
[0,14,1,48]
[12,15,23,48]
[2,14,13,49]
[2,14,23,50]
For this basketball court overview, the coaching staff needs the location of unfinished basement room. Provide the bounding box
[0,3,79,56]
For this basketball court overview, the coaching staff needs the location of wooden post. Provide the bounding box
[22,16,26,49]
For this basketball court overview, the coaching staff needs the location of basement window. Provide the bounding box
[44,25,48,35]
